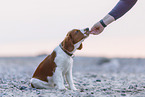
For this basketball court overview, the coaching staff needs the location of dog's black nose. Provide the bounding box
[85,28,89,31]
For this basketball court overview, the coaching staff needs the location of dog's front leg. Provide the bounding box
[65,65,77,90]
[53,67,66,90]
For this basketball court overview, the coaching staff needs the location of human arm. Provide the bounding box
[90,0,138,35]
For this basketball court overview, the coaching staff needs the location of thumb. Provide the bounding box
[90,29,101,35]
[90,30,99,35]
[90,31,95,34]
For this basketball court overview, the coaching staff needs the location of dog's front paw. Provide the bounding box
[58,86,67,90]
[70,87,77,91]
[59,88,67,91]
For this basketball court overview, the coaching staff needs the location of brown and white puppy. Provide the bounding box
[30,28,89,90]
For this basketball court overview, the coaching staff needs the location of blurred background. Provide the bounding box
[0,0,144,58]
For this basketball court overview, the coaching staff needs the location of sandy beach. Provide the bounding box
[0,56,145,97]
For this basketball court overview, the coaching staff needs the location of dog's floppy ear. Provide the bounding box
[77,43,83,50]
[62,36,74,52]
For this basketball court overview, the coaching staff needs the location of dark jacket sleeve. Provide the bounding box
[109,0,137,20]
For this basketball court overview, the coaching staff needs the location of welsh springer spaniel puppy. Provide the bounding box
[30,28,90,90]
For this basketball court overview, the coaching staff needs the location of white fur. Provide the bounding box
[80,29,88,37]
[30,29,88,90]
[53,46,76,90]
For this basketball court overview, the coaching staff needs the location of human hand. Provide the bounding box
[90,14,115,35]
[90,22,105,35]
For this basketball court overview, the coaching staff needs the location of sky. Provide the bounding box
[0,0,145,58]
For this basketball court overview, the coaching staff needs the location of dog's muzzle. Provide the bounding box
[81,28,90,37]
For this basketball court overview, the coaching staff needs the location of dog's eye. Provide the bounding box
[75,30,79,34]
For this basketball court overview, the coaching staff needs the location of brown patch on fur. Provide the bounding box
[32,51,57,82]
[67,29,85,44]
[61,35,74,52]
[77,43,83,50]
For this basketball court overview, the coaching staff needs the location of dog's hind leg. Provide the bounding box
[30,78,52,89]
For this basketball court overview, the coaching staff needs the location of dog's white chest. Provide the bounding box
[54,46,73,74]
[62,58,73,74]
